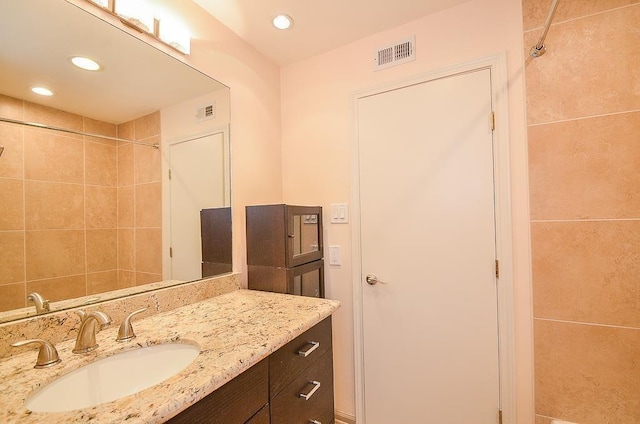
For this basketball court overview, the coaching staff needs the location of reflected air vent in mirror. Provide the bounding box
[196,102,216,122]
[374,35,415,71]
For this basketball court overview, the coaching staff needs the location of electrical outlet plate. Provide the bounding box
[329,246,340,266]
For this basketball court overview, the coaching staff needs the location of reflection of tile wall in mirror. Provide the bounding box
[0,94,162,312]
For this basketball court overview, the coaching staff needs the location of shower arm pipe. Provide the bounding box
[530,0,560,58]
[0,116,159,149]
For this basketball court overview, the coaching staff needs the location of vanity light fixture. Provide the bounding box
[114,0,155,33]
[158,16,191,55]
[272,14,293,30]
[70,56,102,71]
[81,0,191,55]
[88,0,109,7]
[32,87,53,96]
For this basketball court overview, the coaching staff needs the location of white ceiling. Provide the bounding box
[0,0,225,125]
[192,0,471,66]
[0,0,469,124]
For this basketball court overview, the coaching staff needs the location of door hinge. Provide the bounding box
[490,111,495,131]
[169,247,173,258]
[495,259,499,279]
[168,169,172,180]
[498,409,503,424]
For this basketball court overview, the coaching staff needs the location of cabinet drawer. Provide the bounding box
[167,358,268,424]
[270,349,334,424]
[270,317,332,396]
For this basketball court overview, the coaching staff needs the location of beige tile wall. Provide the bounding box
[522,1,640,423]
[0,95,162,312]
[116,112,162,289]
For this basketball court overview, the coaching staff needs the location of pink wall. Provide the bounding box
[280,0,533,420]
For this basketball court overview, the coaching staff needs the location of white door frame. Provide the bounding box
[350,53,516,424]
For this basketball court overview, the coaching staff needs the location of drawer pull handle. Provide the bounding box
[299,380,321,400]
[309,421,322,424]
[298,341,320,357]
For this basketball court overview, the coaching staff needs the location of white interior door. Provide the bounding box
[169,132,226,281]
[356,68,500,423]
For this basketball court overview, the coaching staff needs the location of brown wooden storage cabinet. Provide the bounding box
[168,317,335,424]
[246,204,325,298]
[200,207,233,277]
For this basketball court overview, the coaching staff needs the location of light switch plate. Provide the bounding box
[330,203,349,224]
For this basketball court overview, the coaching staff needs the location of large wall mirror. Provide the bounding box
[0,0,231,323]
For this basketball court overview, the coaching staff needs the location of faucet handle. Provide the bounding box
[117,308,147,342]
[11,339,61,369]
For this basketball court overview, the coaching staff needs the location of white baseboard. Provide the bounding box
[336,410,356,424]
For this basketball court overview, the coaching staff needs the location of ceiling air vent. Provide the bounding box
[196,101,216,122]
[373,35,416,71]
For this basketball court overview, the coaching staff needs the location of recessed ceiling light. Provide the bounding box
[69,56,102,71]
[272,14,293,30]
[32,87,53,96]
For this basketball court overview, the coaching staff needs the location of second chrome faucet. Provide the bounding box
[73,310,111,354]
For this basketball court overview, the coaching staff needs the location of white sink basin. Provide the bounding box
[26,343,200,413]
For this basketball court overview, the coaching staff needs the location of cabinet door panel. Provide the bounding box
[270,317,332,396]
[167,358,268,424]
[286,205,323,267]
[271,349,334,424]
[288,260,324,298]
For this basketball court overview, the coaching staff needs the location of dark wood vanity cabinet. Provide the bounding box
[167,317,334,424]
[269,317,334,424]
[246,204,325,298]
[167,358,269,424]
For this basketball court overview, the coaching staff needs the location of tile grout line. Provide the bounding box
[21,100,27,308]
[535,317,640,331]
[531,218,640,223]
[83,119,89,297]
[527,109,640,128]
[523,3,640,34]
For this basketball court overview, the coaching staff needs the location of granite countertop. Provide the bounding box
[0,289,340,423]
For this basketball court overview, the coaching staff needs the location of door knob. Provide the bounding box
[365,274,389,285]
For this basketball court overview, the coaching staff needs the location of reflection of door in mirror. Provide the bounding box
[168,132,228,281]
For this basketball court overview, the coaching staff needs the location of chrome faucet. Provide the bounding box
[27,292,50,314]
[73,310,111,354]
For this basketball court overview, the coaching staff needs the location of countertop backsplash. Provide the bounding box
[0,273,241,360]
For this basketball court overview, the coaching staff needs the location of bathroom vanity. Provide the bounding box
[0,289,339,423]
[169,316,334,424]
